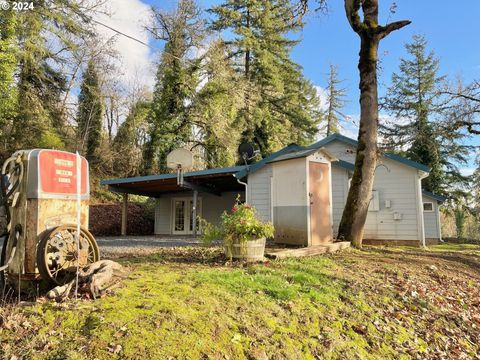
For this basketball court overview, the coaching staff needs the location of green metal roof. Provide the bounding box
[422,190,447,203]
[384,153,430,173]
[306,133,358,149]
[333,159,355,171]
[307,133,431,173]
[101,166,245,186]
[101,134,431,190]
[234,144,302,179]
[266,148,319,164]
[238,133,430,177]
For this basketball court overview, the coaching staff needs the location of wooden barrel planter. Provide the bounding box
[229,238,266,262]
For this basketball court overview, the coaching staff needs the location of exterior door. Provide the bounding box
[172,197,202,235]
[309,162,332,245]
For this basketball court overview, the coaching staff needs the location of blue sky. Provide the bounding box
[115,0,480,173]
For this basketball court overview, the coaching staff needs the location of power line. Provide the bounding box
[76,9,196,64]
[31,5,205,67]
[90,16,204,64]
[88,17,154,50]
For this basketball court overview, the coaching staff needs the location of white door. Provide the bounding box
[172,197,202,235]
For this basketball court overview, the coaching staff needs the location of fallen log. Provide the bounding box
[47,260,128,301]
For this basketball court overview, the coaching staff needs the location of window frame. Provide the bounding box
[423,202,434,212]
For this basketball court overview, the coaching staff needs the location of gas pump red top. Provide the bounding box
[39,151,88,195]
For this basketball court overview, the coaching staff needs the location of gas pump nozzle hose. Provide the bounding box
[0,226,19,272]
[0,154,24,273]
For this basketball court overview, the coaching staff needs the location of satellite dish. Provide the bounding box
[238,143,255,159]
[166,148,193,170]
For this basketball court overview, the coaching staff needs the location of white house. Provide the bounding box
[101,134,446,246]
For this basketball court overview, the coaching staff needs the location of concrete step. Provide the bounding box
[266,241,351,259]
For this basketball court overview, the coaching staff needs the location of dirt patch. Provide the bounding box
[89,203,154,236]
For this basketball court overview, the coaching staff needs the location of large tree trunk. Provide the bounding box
[337,35,379,247]
[338,0,410,248]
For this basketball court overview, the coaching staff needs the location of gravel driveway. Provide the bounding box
[0,235,203,259]
[96,235,201,256]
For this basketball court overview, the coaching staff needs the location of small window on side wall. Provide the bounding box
[423,202,434,212]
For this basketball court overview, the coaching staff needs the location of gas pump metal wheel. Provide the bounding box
[37,225,100,285]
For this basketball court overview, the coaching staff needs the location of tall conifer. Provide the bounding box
[210,0,321,156]
[77,60,104,162]
[381,35,466,194]
[143,0,204,174]
[325,64,347,136]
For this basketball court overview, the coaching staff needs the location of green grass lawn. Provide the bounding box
[1,244,480,359]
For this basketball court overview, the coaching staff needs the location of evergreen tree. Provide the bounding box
[13,11,65,149]
[189,40,245,167]
[113,100,150,177]
[77,60,104,162]
[9,2,97,151]
[381,35,466,194]
[210,0,321,156]
[324,64,347,136]
[143,0,204,174]
[0,8,17,152]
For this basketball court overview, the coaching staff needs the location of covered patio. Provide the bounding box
[100,166,246,236]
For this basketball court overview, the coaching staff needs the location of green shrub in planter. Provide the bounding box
[200,197,274,261]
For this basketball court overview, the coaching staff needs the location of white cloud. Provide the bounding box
[460,167,476,177]
[94,0,156,89]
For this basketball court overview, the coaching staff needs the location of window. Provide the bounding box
[423,202,434,212]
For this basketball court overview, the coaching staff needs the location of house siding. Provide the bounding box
[155,197,172,234]
[331,166,349,237]
[271,158,309,245]
[325,140,422,242]
[154,191,242,235]
[324,141,356,163]
[422,195,440,239]
[247,165,273,222]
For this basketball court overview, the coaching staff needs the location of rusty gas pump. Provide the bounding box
[0,150,99,290]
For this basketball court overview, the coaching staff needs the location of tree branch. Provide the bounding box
[442,90,480,103]
[453,121,480,134]
[378,20,411,39]
[344,0,365,34]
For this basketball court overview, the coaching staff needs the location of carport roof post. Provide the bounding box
[121,193,128,236]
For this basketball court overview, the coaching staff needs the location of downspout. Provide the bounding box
[437,202,443,243]
[417,171,429,248]
[234,175,248,203]
[235,155,251,204]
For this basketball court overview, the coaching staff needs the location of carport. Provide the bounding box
[100,166,246,236]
